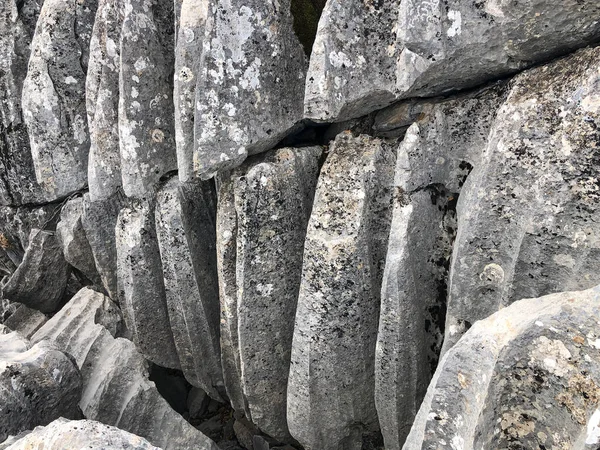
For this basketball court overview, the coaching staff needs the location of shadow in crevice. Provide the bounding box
[290,0,327,56]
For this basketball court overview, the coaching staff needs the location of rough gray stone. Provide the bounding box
[374,84,507,450]
[0,325,82,442]
[288,133,397,450]
[32,287,219,450]
[56,196,102,286]
[116,200,180,369]
[21,0,97,199]
[3,305,47,339]
[404,286,600,450]
[395,0,600,100]
[218,147,321,441]
[155,177,223,399]
[304,0,401,122]
[443,46,600,353]
[119,0,176,198]
[2,229,70,313]
[192,0,306,178]
[3,418,161,449]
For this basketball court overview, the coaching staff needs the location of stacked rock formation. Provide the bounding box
[0,0,599,449]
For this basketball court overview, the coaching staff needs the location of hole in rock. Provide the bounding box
[290,0,327,56]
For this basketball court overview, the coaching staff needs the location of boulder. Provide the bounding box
[192,0,306,178]
[288,133,397,450]
[3,305,47,339]
[0,325,82,442]
[404,286,600,450]
[32,287,219,450]
[21,0,97,199]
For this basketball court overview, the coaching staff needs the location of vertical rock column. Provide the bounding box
[288,132,397,450]
[217,147,321,441]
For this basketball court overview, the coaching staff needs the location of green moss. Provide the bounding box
[290,0,327,56]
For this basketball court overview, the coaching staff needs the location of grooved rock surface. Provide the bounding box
[32,287,219,450]
[155,177,223,399]
[217,147,321,441]
[0,325,82,442]
[443,46,600,353]
[404,286,600,450]
[21,0,97,200]
[3,305,47,339]
[192,0,306,178]
[116,200,180,369]
[3,418,161,449]
[288,133,396,450]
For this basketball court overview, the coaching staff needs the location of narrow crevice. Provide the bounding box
[289,0,327,56]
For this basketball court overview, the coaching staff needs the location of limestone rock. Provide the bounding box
[218,147,321,441]
[32,287,219,450]
[116,200,180,369]
[0,325,82,442]
[119,0,176,198]
[155,177,223,399]
[21,0,97,199]
[3,305,47,339]
[3,418,160,449]
[443,46,600,353]
[288,133,397,450]
[2,229,70,313]
[304,0,401,122]
[404,286,600,449]
[395,0,600,99]
[192,0,306,178]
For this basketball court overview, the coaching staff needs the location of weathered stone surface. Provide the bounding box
[443,47,600,353]
[288,133,396,450]
[21,0,97,199]
[395,0,600,100]
[404,286,600,450]
[32,287,219,450]
[374,84,507,450]
[155,177,223,399]
[0,325,82,442]
[56,196,102,286]
[81,193,125,299]
[2,229,70,313]
[218,147,321,441]
[3,305,47,339]
[304,0,401,122]
[119,0,176,198]
[192,0,306,178]
[86,0,123,201]
[0,0,45,205]
[3,418,160,449]
[116,200,180,369]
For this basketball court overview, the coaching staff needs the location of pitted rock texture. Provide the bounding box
[404,285,600,450]
[21,0,97,200]
[0,325,82,442]
[32,288,219,450]
[192,0,306,178]
[155,177,223,400]
[288,133,396,450]
[216,146,321,441]
[3,418,161,449]
[443,46,600,353]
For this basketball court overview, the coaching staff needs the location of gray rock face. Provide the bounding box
[288,133,397,450]
[443,47,600,353]
[304,0,401,122]
[32,287,219,450]
[119,0,176,198]
[116,200,180,369]
[374,84,507,450]
[21,0,97,200]
[0,325,82,442]
[217,147,321,441]
[3,418,160,450]
[404,286,600,450]
[155,177,223,399]
[3,305,47,339]
[0,0,45,205]
[192,0,306,178]
[395,0,600,99]
[2,229,70,313]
